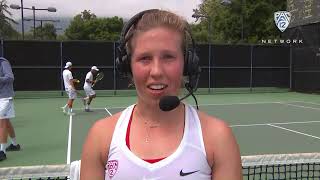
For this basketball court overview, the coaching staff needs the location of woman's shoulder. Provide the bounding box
[90,111,122,136]
[84,111,123,163]
[197,111,242,178]
[197,110,236,149]
[197,110,239,169]
[197,110,231,134]
[90,105,135,138]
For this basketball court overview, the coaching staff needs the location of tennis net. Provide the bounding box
[242,153,320,180]
[0,164,70,180]
[0,153,319,180]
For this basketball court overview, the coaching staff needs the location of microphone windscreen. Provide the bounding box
[159,96,180,111]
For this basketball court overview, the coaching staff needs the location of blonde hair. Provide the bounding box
[126,9,190,55]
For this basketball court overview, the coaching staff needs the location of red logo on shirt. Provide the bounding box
[107,160,118,178]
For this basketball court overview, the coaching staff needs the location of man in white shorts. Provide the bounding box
[62,61,79,115]
[0,57,21,161]
[83,66,99,112]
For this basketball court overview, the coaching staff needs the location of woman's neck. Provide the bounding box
[135,100,184,126]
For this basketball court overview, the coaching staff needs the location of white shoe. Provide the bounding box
[85,108,92,112]
[67,108,75,116]
[67,112,75,116]
[61,106,68,114]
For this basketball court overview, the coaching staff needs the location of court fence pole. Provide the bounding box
[250,45,253,92]
[60,41,64,96]
[208,21,212,93]
[208,44,211,93]
[0,39,3,57]
[113,42,117,95]
[289,45,292,90]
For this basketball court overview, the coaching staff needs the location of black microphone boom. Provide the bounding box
[159,83,198,112]
[159,96,180,111]
[159,71,200,112]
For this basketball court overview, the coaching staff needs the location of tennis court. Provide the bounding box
[1,91,320,179]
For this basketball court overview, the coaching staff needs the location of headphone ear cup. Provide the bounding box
[183,50,191,76]
[192,53,200,74]
[184,50,197,76]
[116,45,125,76]
[116,57,122,74]
[116,54,131,77]
[122,55,131,75]
[185,50,200,90]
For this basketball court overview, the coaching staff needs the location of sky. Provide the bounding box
[7,0,203,23]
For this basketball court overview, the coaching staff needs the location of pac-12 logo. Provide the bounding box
[274,11,291,32]
[107,160,118,178]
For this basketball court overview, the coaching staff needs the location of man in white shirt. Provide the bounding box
[62,62,79,115]
[83,66,99,112]
[0,57,21,161]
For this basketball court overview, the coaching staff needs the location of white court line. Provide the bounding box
[66,114,73,164]
[268,124,320,140]
[289,101,320,106]
[231,120,320,127]
[105,108,112,116]
[80,101,286,110]
[71,101,320,111]
[72,107,107,111]
[70,101,293,111]
[278,102,320,111]
[195,101,283,106]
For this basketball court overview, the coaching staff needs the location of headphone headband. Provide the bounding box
[119,9,158,44]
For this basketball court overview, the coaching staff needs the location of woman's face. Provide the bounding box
[130,26,184,106]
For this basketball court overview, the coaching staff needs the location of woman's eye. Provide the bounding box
[162,54,175,60]
[139,56,151,62]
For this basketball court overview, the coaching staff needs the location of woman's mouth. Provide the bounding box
[148,84,167,90]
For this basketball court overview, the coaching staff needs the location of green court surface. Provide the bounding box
[1,92,320,168]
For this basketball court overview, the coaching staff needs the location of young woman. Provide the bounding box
[80,9,242,180]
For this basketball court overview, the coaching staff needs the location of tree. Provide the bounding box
[191,0,287,44]
[65,10,124,41]
[190,23,210,44]
[0,0,19,39]
[34,23,57,40]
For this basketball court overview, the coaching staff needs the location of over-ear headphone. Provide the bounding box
[116,9,201,91]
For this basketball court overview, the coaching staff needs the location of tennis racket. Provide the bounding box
[72,79,85,98]
[76,91,86,98]
[92,72,104,87]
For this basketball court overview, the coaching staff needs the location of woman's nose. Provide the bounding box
[149,58,164,78]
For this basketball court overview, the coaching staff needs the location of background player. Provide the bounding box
[62,61,79,115]
[83,66,99,112]
[0,57,21,161]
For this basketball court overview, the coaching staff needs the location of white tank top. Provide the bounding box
[105,104,212,180]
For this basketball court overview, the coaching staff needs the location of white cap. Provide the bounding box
[64,62,72,68]
[91,66,99,71]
